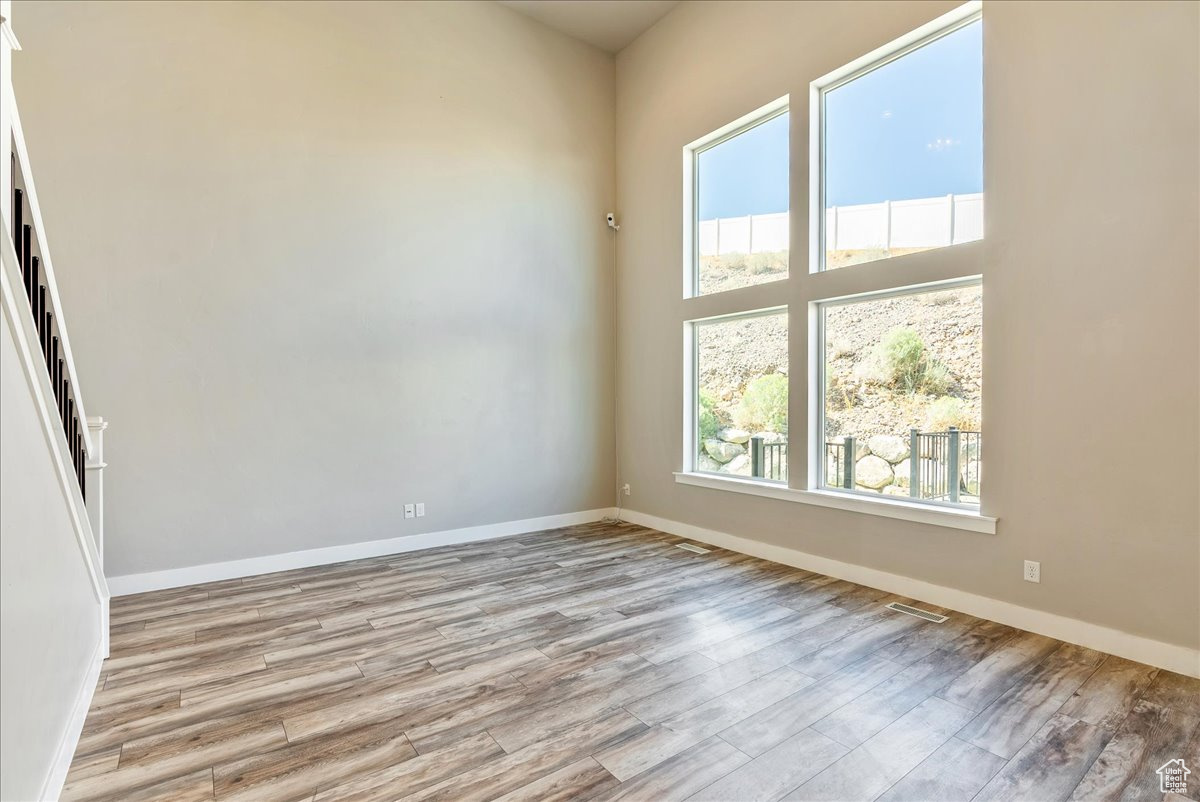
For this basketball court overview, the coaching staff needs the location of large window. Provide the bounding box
[819,17,982,271]
[680,3,986,528]
[684,98,791,481]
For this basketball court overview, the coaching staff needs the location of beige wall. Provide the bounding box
[615,0,1200,650]
[10,0,1198,652]
[1,304,103,801]
[14,0,616,576]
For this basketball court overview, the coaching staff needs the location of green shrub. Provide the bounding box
[698,389,721,441]
[734,373,788,434]
[874,328,949,395]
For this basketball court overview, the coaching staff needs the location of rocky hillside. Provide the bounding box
[825,283,982,440]
[697,257,982,446]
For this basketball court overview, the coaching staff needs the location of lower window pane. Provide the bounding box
[695,310,788,481]
[822,284,982,505]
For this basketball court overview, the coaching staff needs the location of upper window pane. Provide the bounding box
[696,111,789,295]
[822,19,982,271]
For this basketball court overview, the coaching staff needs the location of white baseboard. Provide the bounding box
[107,508,616,596]
[41,633,105,802]
[619,509,1200,679]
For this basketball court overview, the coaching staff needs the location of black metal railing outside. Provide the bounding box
[745,428,980,504]
[823,437,856,489]
[749,436,787,482]
[909,427,980,503]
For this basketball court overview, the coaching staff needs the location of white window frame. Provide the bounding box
[813,277,983,509]
[676,0,994,535]
[684,306,789,481]
[683,96,789,299]
[809,1,983,275]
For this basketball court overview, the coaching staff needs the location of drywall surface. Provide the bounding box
[614,0,1199,650]
[13,0,616,575]
[1,304,102,800]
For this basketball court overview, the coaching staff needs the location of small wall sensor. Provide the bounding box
[606,212,620,231]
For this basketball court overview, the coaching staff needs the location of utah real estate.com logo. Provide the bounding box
[1158,759,1191,795]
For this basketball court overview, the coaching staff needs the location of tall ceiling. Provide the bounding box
[498,0,680,53]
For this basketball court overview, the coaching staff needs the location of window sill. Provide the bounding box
[673,472,997,534]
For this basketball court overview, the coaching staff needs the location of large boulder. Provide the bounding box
[867,434,909,463]
[752,431,786,444]
[698,454,724,474]
[855,455,894,490]
[718,427,751,444]
[704,439,744,464]
[722,454,751,476]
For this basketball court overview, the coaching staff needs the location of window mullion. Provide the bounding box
[797,241,985,307]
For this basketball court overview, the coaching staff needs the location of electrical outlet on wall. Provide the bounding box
[1024,560,1041,583]
[416,503,425,517]
[404,503,415,519]
[621,483,631,496]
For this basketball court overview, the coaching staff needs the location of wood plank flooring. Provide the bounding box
[66,521,1200,802]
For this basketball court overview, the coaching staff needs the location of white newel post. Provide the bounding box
[87,417,109,656]
[85,418,107,570]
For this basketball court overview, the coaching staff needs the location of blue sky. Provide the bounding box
[697,20,982,219]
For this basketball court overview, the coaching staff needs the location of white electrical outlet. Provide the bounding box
[1024,560,1041,583]
[404,503,415,519]
[416,503,425,517]
[622,483,631,496]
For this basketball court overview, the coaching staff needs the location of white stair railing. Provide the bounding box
[1,0,107,591]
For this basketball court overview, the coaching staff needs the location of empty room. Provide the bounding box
[1,0,1198,800]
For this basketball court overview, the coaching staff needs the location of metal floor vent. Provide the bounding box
[885,602,948,623]
[675,543,711,554]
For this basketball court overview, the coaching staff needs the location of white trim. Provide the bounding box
[620,508,1200,679]
[107,508,617,596]
[40,636,104,802]
[674,471,996,534]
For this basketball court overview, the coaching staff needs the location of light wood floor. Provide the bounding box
[67,521,1199,802]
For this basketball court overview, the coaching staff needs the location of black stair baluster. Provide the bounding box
[22,230,33,304]
[31,259,41,329]
[37,286,47,357]
[44,312,53,372]
[12,186,23,265]
[52,338,60,404]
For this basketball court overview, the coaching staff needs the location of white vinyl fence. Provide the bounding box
[698,193,983,256]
